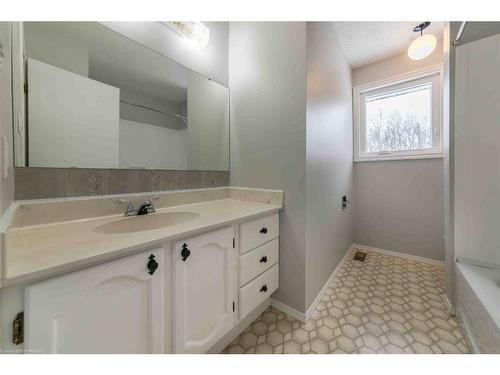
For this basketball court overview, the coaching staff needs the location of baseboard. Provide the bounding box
[352,243,445,267]
[270,298,305,323]
[442,293,456,316]
[209,298,271,354]
[304,244,354,320]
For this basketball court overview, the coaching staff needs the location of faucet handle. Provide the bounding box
[117,198,133,207]
[139,195,160,214]
[142,195,159,204]
[117,199,136,216]
[144,195,160,205]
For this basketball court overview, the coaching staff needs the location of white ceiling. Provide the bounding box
[333,22,444,69]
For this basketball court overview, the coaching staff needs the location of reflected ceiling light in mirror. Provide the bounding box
[408,22,437,60]
[162,22,210,48]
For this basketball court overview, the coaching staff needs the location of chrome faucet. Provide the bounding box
[117,198,137,216]
[137,196,160,215]
[117,196,160,216]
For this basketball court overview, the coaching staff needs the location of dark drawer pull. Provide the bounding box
[147,255,159,275]
[260,227,268,234]
[181,243,191,262]
[260,256,268,263]
[260,284,268,293]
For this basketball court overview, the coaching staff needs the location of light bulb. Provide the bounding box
[408,34,437,60]
[162,22,210,48]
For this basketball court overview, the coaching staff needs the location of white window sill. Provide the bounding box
[354,153,444,162]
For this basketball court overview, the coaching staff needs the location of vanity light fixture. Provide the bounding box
[162,21,210,48]
[407,22,437,60]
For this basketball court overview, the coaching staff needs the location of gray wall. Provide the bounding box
[229,22,308,312]
[352,48,445,261]
[102,22,229,86]
[229,22,355,313]
[305,22,354,309]
[354,159,444,260]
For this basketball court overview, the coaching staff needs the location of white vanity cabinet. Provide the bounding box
[24,249,165,354]
[173,226,235,354]
[20,212,280,354]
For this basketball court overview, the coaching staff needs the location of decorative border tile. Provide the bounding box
[15,167,229,200]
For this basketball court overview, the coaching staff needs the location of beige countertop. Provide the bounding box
[4,198,281,286]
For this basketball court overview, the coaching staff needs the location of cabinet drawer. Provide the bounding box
[239,213,279,254]
[239,264,279,319]
[239,239,278,287]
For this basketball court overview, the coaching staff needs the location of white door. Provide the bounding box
[173,226,235,353]
[24,249,164,354]
[27,58,120,168]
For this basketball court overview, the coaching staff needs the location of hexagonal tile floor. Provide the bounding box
[223,248,469,354]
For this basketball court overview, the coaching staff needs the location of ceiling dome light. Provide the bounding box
[408,22,437,61]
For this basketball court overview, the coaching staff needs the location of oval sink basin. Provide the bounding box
[94,212,200,234]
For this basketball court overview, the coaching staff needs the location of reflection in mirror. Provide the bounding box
[14,22,229,171]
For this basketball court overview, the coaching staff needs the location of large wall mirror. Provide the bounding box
[13,22,229,171]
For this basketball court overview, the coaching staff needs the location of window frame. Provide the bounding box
[353,65,443,162]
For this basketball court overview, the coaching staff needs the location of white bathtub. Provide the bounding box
[456,261,500,353]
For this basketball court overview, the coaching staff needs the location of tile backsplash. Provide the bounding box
[15,167,229,200]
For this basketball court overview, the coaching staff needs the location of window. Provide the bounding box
[353,67,442,161]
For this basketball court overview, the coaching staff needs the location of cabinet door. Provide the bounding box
[173,226,235,353]
[25,249,164,354]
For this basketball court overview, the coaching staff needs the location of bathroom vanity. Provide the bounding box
[0,21,279,353]
[0,187,282,353]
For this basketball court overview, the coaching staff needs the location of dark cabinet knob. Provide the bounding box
[181,243,191,262]
[260,284,268,293]
[260,256,268,263]
[260,227,268,234]
[147,255,158,275]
